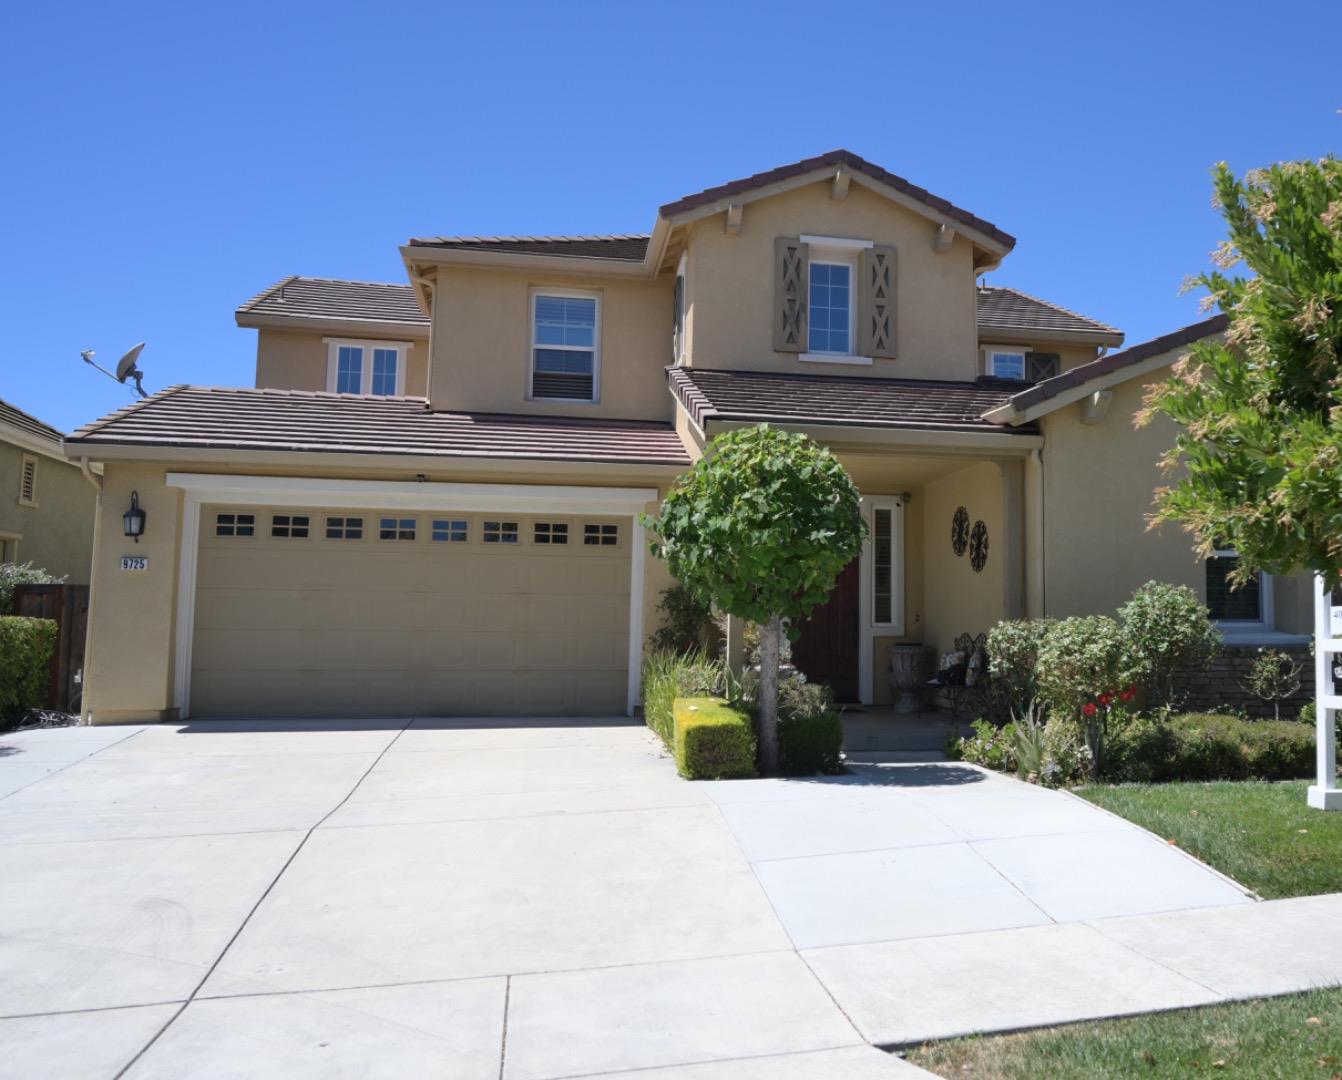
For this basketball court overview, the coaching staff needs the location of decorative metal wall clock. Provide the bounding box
[951,506,969,557]
[970,520,989,573]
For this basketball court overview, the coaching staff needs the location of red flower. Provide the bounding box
[1082,702,1097,718]
[1098,692,1113,707]
[1120,687,1136,703]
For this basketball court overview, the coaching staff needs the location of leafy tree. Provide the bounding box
[644,425,865,774]
[1117,581,1221,710]
[1243,647,1304,722]
[1140,157,1342,587]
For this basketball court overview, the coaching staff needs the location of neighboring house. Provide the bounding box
[64,149,1309,724]
[0,398,96,583]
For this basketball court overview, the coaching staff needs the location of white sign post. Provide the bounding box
[1310,575,1342,810]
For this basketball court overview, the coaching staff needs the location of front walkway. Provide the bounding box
[1,720,1339,1078]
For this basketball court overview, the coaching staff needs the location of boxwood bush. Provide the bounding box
[1105,713,1320,782]
[0,616,57,720]
[673,697,757,780]
[778,711,843,775]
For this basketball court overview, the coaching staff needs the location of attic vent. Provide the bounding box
[18,455,36,506]
[1026,352,1060,381]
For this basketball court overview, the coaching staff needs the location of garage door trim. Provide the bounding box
[166,472,656,719]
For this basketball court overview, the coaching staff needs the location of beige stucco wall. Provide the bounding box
[683,180,979,381]
[428,267,674,420]
[82,457,676,723]
[0,442,96,583]
[254,329,430,397]
[920,461,1006,658]
[1039,371,1311,633]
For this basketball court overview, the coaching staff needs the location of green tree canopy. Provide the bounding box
[1141,157,1342,586]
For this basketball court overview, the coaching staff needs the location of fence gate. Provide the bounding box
[12,584,90,715]
[1311,576,1342,809]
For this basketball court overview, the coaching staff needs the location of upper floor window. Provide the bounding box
[985,348,1026,380]
[672,253,687,364]
[325,340,407,396]
[809,262,852,355]
[531,291,599,402]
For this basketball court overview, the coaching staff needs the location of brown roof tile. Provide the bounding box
[669,367,1034,435]
[237,276,429,325]
[1003,313,1228,414]
[0,397,64,445]
[67,386,691,466]
[977,286,1121,339]
[658,150,1016,250]
[407,234,651,261]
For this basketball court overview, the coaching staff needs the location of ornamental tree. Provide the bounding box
[644,424,866,775]
[1140,157,1342,588]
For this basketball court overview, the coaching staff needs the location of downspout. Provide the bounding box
[1024,448,1045,619]
[78,456,102,724]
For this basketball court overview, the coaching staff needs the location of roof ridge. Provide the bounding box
[684,366,1006,391]
[982,284,1121,335]
[287,275,414,289]
[410,232,651,244]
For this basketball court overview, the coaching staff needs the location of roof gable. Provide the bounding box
[976,286,1123,344]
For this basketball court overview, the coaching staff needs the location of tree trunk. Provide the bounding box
[757,615,782,776]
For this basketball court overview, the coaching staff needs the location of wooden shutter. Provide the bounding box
[859,245,898,358]
[774,237,808,352]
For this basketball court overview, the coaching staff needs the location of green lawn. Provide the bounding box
[1076,780,1342,900]
[906,988,1342,1079]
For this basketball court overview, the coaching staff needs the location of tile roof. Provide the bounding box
[976,286,1122,339]
[1003,313,1228,415]
[658,149,1016,250]
[406,234,651,261]
[0,397,64,445]
[67,386,691,467]
[237,276,429,325]
[669,367,1035,435]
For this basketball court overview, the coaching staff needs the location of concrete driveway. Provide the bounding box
[0,718,1256,1078]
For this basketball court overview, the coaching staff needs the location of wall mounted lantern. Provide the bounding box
[123,490,147,542]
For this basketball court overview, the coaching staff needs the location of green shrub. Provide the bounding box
[648,585,715,653]
[673,697,757,779]
[1118,581,1221,710]
[0,562,64,616]
[641,649,723,747]
[986,619,1053,720]
[778,712,843,775]
[1106,712,1322,782]
[953,718,1018,772]
[0,616,57,719]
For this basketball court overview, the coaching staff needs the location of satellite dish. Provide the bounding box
[81,342,150,398]
[115,343,145,383]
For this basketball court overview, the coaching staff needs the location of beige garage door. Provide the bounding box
[190,506,631,718]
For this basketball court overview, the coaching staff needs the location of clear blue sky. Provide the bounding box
[3,0,1338,433]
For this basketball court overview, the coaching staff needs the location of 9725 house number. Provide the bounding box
[120,556,149,571]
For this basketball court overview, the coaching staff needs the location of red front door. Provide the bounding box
[791,558,860,702]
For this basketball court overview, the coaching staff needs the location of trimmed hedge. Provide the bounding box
[673,697,757,780]
[642,650,722,748]
[778,711,844,775]
[0,616,57,719]
[1106,713,1319,783]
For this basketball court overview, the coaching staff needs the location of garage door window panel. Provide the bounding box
[583,523,620,547]
[325,516,364,540]
[534,522,569,545]
[380,517,417,541]
[215,513,255,538]
[432,518,469,543]
[271,514,310,539]
[483,520,519,544]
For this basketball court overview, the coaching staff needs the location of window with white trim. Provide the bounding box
[483,520,519,544]
[432,519,468,543]
[271,514,310,539]
[379,517,416,541]
[584,523,619,546]
[1207,547,1270,625]
[325,340,407,396]
[215,512,255,537]
[808,261,853,355]
[531,292,598,401]
[17,454,37,506]
[534,522,569,545]
[984,348,1027,380]
[325,516,363,540]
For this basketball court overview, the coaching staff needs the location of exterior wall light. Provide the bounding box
[123,490,147,542]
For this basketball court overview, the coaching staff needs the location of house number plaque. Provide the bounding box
[120,556,149,571]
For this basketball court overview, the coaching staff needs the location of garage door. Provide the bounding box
[190,505,631,717]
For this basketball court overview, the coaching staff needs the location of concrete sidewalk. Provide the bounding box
[0,720,1338,1078]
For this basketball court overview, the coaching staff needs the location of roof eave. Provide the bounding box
[658,163,1014,260]
[977,326,1126,348]
[234,311,430,338]
[0,420,67,462]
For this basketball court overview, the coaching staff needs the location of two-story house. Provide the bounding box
[66,150,1310,724]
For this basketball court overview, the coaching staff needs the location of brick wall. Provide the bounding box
[1180,644,1314,718]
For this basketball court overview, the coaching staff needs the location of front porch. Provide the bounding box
[840,706,975,758]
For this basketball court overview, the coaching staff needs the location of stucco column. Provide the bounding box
[1024,449,1045,619]
[996,460,1027,622]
